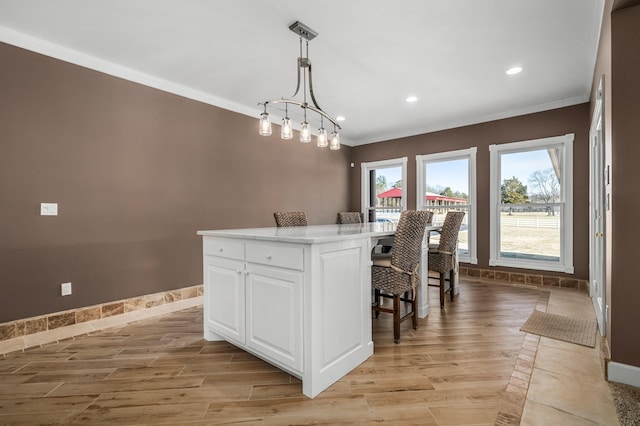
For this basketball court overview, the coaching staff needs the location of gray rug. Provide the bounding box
[610,382,640,426]
[520,310,597,347]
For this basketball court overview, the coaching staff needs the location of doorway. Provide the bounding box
[361,157,407,223]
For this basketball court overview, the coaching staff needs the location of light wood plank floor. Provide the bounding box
[0,279,619,425]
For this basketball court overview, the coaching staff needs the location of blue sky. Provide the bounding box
[376,149,553,194]
[500,150,554,185]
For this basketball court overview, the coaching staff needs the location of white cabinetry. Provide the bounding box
[204,238,303,373]
[204,256,245,345]
[200,227,377,398]
[246,263,302,371]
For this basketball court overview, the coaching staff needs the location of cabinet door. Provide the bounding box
[245,263,303,372]
[204,255,245,345]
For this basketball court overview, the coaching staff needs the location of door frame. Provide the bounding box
[361,157,407,223]
[589,75,607,336]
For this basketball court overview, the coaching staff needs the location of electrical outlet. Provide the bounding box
[61,282,72,296]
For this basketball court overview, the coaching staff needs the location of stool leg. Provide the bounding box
[393,295,401,343]
[450,269,455,302]
[412,291,418,329]
[439,273,445,308]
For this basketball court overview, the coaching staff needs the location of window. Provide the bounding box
[416,148,477,264]
[361,158,407,223]
[489,134,574,273]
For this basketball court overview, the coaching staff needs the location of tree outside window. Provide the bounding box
[501,176,528,213]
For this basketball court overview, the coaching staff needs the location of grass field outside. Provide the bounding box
[378,210,560,260]
[499,212,560,259]
[430,211,560,259]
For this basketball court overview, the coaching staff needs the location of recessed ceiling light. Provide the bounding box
[506,66,523,75]
[336,115,346,122]
[406,96,418,103]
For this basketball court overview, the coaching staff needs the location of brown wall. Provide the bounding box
[349,104,591,280]
[0,42,351,323]
[610,3,640,367]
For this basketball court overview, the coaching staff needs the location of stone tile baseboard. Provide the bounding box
[0,284,203,343]
[460,266,588,292]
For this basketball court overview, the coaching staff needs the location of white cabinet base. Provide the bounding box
[201,233,374,398]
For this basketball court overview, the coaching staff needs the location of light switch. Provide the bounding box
[61,282,72,296]
[40,203,58,216]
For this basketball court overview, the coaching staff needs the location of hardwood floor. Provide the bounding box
[0,279,618,425]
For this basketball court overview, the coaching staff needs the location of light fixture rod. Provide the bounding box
[263,99,341,130]
[306,58,323,114]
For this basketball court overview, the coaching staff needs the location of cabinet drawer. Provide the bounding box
[203,237,245,260]
[246,243,304,271]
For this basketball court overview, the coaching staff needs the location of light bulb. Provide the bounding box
[317,127,328,147]
[329,131,340,150]
[258,112,271,136]
[300,122,311,143]
[281,117,293,139]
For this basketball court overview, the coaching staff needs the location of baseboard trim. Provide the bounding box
[0,284,203,343]
[460,265,588,292]
[0,296,203,356]
[608,361,640,388]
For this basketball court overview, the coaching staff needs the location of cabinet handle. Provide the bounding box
[265,254,272,260]
[218,247,224,252]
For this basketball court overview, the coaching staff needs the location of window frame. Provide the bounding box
[416,147,477,264]
[489,134,574,273]
[361,157,408,223]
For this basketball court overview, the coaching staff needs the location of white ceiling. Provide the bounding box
[0,0,604,146]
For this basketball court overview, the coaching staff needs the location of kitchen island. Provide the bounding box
[197,222,438,398]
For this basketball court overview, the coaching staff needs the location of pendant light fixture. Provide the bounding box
[317,117,328,148]
[281,103,293,139]
[258,104,272,136]
[259,21,341,150]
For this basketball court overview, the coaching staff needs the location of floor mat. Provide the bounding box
[520,310,597,347]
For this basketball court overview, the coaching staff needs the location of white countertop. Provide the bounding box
[197,223,399,244]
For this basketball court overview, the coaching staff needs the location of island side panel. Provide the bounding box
[303,237,374,398]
